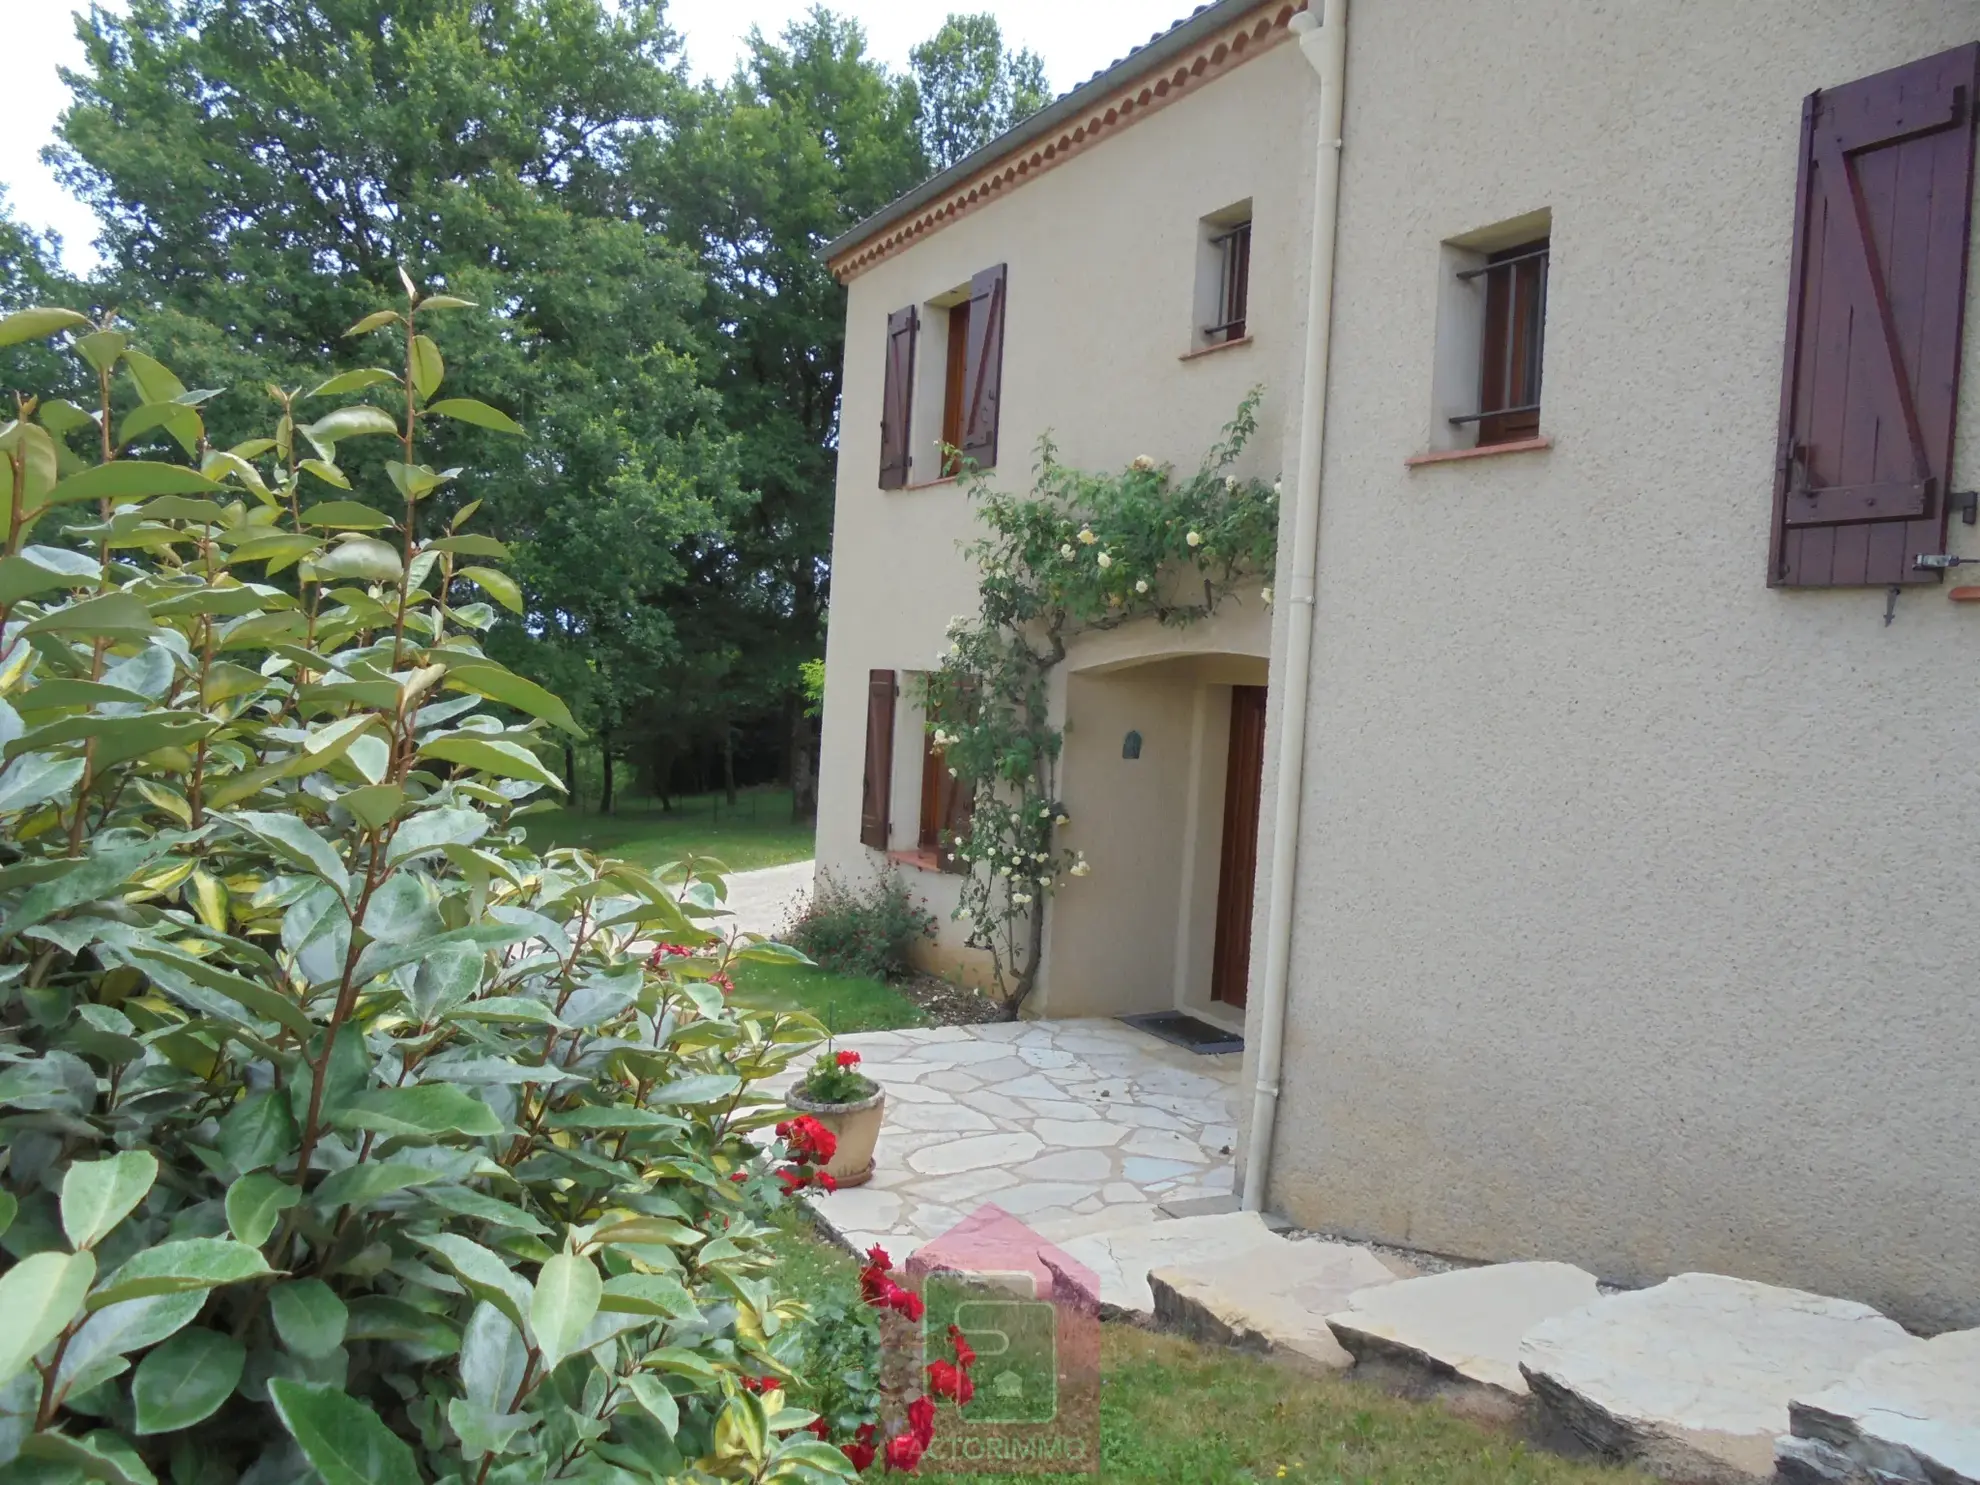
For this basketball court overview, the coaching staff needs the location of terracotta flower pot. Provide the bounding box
[786,1084,886,1188]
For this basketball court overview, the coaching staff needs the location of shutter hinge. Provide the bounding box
[1948,490,1978,526]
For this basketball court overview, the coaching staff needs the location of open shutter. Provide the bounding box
[960,264,1008,470]
[879,307,918,490]
[1771,44,1980,588]
[860,669,896,851]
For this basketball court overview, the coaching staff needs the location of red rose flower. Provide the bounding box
[884,1432,925,1472]
[843,1441,877,1471]
[947,1326,976,1371]
[906,1395,936,1447]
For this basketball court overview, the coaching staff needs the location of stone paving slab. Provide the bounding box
[1055,1210,1289,1317]
[1519,1273,1915,1483]
[1324,1261,1600,1399]
[784,1018,1240,1254]
[1782,1326,1974,1484]
[1151,1238,1405,1372]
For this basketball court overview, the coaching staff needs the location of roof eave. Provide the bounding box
[821,0,1276,270]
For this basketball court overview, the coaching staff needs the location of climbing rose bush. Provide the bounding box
[0,293,865,1483]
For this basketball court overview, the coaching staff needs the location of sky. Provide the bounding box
[2,0,1194,273]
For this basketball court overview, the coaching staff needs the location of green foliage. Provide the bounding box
[0,299,858,1483]
[784,874,937,985]
[909,14,1052,171]
[50,0,744,799]
[795,1048,876,1108]
[924,398,1281,1013]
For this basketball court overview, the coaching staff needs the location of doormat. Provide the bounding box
[1118,1011,1243,1055]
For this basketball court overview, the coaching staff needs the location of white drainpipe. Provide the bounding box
[1243,0,1348,1213]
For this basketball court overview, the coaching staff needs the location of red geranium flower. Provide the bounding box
[816,1170,838,1192]
[884,1432,925,1472]
[926,1360,964,1402]
[866,1245,893,1270]
[739,1375,777,1395]
[836,1049,862,1068]
[843,1440,877,1471]
[806,1417,831,1442]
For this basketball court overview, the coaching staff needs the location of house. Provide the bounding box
[816,0,1980,1333]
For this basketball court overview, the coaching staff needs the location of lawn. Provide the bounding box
[520,786,815,873]
[768,1216,1646,1485]
[730,961,928,1035]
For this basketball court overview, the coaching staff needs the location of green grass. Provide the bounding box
[520,786,815,873]
[729,961,927,1034]
[767,1218,1646,1485]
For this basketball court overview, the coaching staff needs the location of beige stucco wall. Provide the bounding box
[1246,0,1980,1331]
[818,30,1313,1009]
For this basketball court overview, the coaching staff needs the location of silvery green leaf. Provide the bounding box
[457,1302,529,1411]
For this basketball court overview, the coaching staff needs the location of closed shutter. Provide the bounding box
[1771,44,1980,588]
[879,307,918,490]
[860,669,896,850]
[960,263,1008,470]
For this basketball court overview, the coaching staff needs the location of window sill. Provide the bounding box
[888,848,945,873]
[894,475,963,493]
[1951,587,1980,603]
[1180,335,1254,363]
[1405,435,1552,468]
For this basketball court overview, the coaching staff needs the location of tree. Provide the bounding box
[0,188,86,403]
[910,13,1051,172]
[49,0,739,807]
[648,8,927,817]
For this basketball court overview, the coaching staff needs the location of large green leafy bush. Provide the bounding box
[0,292,858,1484]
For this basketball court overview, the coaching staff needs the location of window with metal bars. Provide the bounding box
[1453,239,1549,446]
[1204,221,1252,345]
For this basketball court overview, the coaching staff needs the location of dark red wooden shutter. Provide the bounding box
[1771,44,1980,588]
[961,264,1008,470]
[859,669,896,851]
[879,307,918,490]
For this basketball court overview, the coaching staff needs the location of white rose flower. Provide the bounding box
[1070,859,1091,878]
[999,867,1012,878]
[1186,530,1202,547]
[947,767,958,778]
[1039,806,1051,818]
[1013,893,1032,905]
[1097,552,1112,569]
[1055,813,1069,826]
[1077,527,1096,546]
[1131,454,1156,472]
[1134,578,1149,594]
[1261,586,1274,605]
[1224,475,1237,491]
[958,906,972,919]
[1060,543,1075,559]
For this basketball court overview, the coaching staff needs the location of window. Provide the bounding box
[877,263,1007,488]
[1770,44,1978,589]
[940,300,971,477]
[1192,204,1252,351]
[917,729,971,872]
[1207,223,1251,344]
[1454,239,1549,446]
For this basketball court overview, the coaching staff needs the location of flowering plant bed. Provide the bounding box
[787,1048,886,1187]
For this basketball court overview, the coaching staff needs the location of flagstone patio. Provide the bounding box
[772,1018,1242,1256]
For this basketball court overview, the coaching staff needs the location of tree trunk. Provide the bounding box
[600,727,615,815]
[788,695,818,822]
[563,742,579,810]
[722,727,737,806]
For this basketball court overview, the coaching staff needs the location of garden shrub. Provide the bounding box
[782,875,934,984]
[0,293,879,1483]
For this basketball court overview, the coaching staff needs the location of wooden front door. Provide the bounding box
[1211,685,1268,1008]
